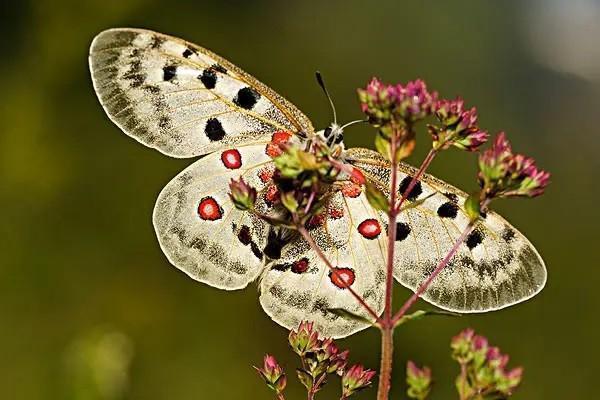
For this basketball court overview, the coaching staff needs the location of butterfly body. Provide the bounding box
[90,28,546,338]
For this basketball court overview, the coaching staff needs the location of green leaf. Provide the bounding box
[365,182,390,213]
[394,309,460,328]
[327,308,375,326]
[296,368,313,390]
[464,192,481,221]
[374,132,391,160]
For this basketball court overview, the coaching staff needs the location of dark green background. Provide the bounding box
[1,1,597,399]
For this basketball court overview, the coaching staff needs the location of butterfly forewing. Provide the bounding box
[89,28,313,158]
[346,148,547,313]
[259,190,387,338]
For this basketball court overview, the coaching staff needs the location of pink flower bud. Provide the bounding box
[255,354,286,394]
[342,364,376,397]
[228,177,257,211]
[288,321,320,355]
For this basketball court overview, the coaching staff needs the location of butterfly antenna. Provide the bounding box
[341,119,368,130]
[315,71,337,124]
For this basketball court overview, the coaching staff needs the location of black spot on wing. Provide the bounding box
[237,225,252,245]
[163,65,177,81]
[399,176,422,201]
[182,48,195,58]
[502,226,516,242]
[395,222,411,241]
[234,87,260,110]
[211,63,227,73]
[437,202,459,219]
[250,242,263,260]
[204,118,226,141]
[199,68,217,89]
[149,36,166,49]
[466,229,484,250]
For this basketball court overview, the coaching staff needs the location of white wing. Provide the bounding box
[346,148,547,313]
[260,189,386,338]
[89,28,313,158]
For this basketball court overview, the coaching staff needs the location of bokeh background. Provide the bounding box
[1,0,598,399]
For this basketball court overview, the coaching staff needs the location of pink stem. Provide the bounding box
[391,220,475,325]
[394,148,437,213]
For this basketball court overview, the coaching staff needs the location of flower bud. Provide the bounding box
[341,364,376,397]
[406,360,432,400]
[431,98,488,152]
[254,354,287,394]
[228,177,257,211]
[288,321,320,356]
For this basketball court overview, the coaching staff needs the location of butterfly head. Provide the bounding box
[318,123,345,153]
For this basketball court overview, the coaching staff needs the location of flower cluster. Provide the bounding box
[430,97,489,151]
[255,321,375,399]
[254,354,287,396]
[406,361,432,400]
[478,132,550,199]
[358,78,438,127]
[451,328,523,398]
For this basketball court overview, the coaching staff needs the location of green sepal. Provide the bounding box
[365,182,390,213]
[464,192,481,221]
[296,368,313,390]
[281,192,299,213]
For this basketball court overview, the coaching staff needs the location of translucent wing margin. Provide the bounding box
[345,148,547,313]
[89,28,313,158]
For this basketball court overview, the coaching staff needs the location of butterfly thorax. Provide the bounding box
[316,123,345,156]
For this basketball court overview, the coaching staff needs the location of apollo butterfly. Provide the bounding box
[89,28,546,338]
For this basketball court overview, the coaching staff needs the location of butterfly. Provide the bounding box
[89,28,546,338]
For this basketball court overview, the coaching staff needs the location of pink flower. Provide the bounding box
[478,132,550,198]
[431,97,489,151]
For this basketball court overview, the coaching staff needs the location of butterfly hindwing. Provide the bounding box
[153,143,278,289]
[346,148,547,313]
[89,28,313,158]
[259,189,387,338]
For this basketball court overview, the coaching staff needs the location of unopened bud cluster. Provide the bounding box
[451,328,523,398]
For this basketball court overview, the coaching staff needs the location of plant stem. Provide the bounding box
[376,325,394,400]
[296,224,381,322]
[377,129,402,400]
[394,148,437,213]
[277,393,286,400]
[391,220,475,325]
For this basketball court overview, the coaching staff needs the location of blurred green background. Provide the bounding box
[1,0,598,398]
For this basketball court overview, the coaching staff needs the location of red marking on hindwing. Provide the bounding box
[264,185,280,206]
[265,131,292,158]
[291,258,309,274]
[328,206,344,219]
[329,267,355,289]
[198,196,223,221]
[350,168,366,185]
[221,149,242,169]
[307,212,325,229]
[258,166,275,183]
[341,182,362,198]
[357,218,381,239]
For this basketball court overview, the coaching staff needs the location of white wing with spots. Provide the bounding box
[89,28,313,158]
[259,189,387,338]
[153,143,278,289]
[346,148,547,313]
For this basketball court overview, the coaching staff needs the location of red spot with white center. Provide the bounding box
[258,166,274,183]
[291,258,309,274]
[221,149,242,169]
[342,182,362,198]
[197,196,223,221]
[329,267,356,289]
[328,206,344,219]
[357,218,381,239]
[265,131,292,158]
[264,185,280,206]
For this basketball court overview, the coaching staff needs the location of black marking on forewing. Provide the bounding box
[183,48,195,58]
[466,229,484,249]
[399,176,422,201]
[437,202,459,219]
[163,65,177,81]
[212,63,227,73]
[199,69,217,89]
[205,118,226,141]
[234,87,261,110]
[395,222,411,241]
